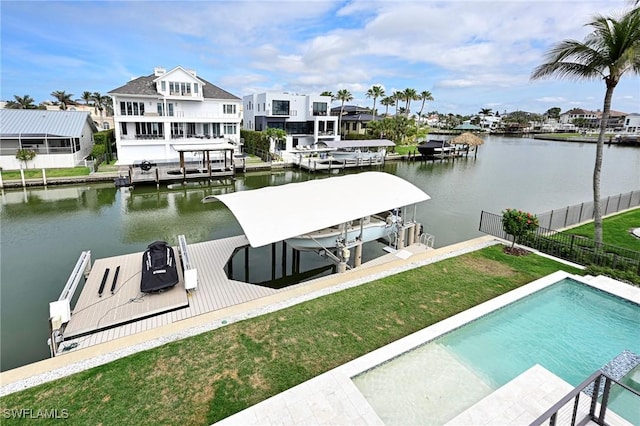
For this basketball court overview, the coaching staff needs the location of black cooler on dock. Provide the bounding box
[141,241,179,293]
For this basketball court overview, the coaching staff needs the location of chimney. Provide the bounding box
[154,67,166,76]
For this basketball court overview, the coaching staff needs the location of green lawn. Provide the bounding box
[392,145,418,155]
[566,208,640,251]
[0,245,581,425]
[1,167,90,180]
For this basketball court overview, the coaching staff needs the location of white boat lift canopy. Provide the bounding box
[213,172,430,247]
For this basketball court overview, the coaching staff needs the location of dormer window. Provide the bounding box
[161,81,166,92]
[194,83,199,94]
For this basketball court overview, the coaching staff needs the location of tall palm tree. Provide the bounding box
[531,7,640,245]
[365,85,385,121]
[92,92,106,122]
[402,88,418,116]
[479,108,493,116]
[50,90,74,110]
[335,89,353,137]
[380,96,395,116]
[417,90,434,124]
[392,91,403,116]
[5,95,36,109]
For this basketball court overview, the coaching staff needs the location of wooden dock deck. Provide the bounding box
[55,236,431,355]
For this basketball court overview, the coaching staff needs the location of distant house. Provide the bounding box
[108,66,242,165]
[559,108,599,127]
[331,105,382,136]
[243,92,339,152]
[623,113,640,133]
[0,109,97,169]
[43,103,114,132]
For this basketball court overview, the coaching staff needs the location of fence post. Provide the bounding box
[605,196,610,215]
[564,207,569,228]
[628,192,633,209]
[548,209,554,229]
[20,169,26,187]
[42,168,47,186]
[616,194,621,212]
[578,202,584,223]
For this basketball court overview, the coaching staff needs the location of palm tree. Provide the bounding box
[81,91,94,106]
[92,92,106,122]
[50,90,74,110]
[402,88,418,116]
[392,91,403,116]
[5,95,37,109]
[320,91,334,99]
[380,96,395,116]
[531,7,640,245]
[479,108,493,116]
[417,90,434,124]
[335,89,353,137]
[365,85,385,121]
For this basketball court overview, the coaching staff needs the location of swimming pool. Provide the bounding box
[353,277,640,425]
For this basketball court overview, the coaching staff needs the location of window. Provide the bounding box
[126,102,133,115]
[161,81,166,92]
[272,100,290,115]
[157,103,164,116]
[103,122,110,130]
[168,103,174,117]
[120,101,145,115]
[223,104,236,114]
[120,122,127,135]
[120,102,126,116]
[313,102,328,116]
[133,103,139,115]
[223,123,237,134]
[203,123,209,135]
[194,83,198,94]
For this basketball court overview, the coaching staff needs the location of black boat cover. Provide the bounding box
[141,241,179,293]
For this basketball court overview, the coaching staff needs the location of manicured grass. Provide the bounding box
[1,167,90,180]
[392,144,418,155]
[0,245,581,425]
[566,208,640,251]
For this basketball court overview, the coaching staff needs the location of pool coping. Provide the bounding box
[215,271,640,425]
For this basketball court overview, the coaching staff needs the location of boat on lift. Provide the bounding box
[285,212,401,251]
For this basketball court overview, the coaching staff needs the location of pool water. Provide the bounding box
[353,278,640,425]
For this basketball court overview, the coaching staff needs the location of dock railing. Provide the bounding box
[48,250,92,356]
[178,235,198,291]
[536,190,640,230]
[530,370,640,426]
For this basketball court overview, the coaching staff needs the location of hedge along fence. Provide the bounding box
[240,130,270,157]
[479,211,640,276]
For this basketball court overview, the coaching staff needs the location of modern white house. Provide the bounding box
[108,66,242,165]
[622,113,640,133]
[0,109,97,169]
[242,92,339,154]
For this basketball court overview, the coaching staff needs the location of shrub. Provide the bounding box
[15,149,37,168]
[502,209,539,248]
[584,265,640,287]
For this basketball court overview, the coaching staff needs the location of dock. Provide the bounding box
[49,235,432,356]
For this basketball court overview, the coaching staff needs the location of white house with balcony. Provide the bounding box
[242,92,339,154]
[108,66,242,165]
[0,109,97,169]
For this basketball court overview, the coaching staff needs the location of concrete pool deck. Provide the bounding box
[215,272,640,426]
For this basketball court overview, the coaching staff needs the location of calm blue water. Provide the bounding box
[439,278,640,389]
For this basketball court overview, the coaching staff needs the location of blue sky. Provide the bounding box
[1,0,638,116]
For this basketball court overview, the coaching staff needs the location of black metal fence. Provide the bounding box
[479,211,640,275]
[537,190,640,229]
[531,370,640,426]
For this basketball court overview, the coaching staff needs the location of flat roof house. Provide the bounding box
[0,109,97,170]
[243,92,339,155]
[108,66,242,165]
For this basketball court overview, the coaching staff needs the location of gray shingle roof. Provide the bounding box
[0,110,96,137]
[108,74,240,100]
